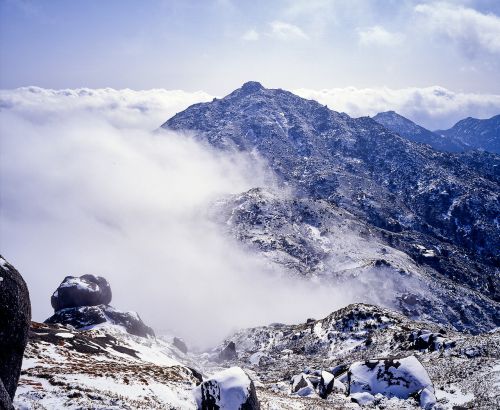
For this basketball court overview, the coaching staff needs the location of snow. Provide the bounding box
[348,356,434,401]
[435,385,474,407]
[194,367,252,409]
[0,256,7,268]
[59,277,96,291]
[55,332,75,339]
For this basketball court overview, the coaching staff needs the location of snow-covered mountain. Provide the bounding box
[372,111,465,152]
[163,81,499,333]
[435,115,500,154]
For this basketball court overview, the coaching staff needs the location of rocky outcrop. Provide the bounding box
[0,256,31,410]
[194,367,260,410]
[219,341,237,361]
[51,274,111,311]
[346,356,436,409]
[45,275,154,338]
[173,337,188,354]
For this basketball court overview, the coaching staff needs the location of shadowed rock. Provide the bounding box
[0,255,31,410]
[51,274,112,311]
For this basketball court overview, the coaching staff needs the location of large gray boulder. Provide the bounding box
[46,274,154,338]
[0,256,31,410]
[51,274,112,311]
[194,367,260,410]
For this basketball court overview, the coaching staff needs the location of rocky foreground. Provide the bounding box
[13,303,500,409]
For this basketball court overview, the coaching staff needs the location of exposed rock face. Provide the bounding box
[373,111,466,152]
[0,256,31,410]
[51,274,112,311]
[45,275,154,338]
[173,337,188,354]
[194,367,260,410]
[436,114,500,154]
[163,82,500,333]
[219,341,237,361]
[347,356,436,409]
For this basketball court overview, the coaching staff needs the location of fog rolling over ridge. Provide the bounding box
[0,88,374,347]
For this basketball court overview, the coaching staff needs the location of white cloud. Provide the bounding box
[0,87,355,348]
[357,25,404,47]
[269,20,309,40]
[294,85,500,130]
[0,86,213,130]
[415,2,500,56]
[241,28,260,41]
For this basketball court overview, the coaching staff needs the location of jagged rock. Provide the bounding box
[45,305,154,338]
[51,274,112,311]
[194,367,260,410]
[173,337,188,354]
[318,370,335,399]
[219,341,237,361]
[347,356,436,409]
[290,373,315,397]
[0,256,31,410]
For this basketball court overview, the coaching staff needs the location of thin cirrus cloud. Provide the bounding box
[357,25,405,47]
[269,20,309,40]
[415,2,500,57]
[241,21,309,42]
[241,28,259,41]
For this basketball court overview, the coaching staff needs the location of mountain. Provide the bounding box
[372,111,465,152]
[436,115,500,154]
[162,81,499,333]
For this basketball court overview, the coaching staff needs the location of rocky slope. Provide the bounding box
[372,111,465,152]
[14,303,500,409]
[436,115,500,154]
[163,82,500,333]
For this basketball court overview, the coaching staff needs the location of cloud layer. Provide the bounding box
[0,87,358,348]
[294,85,500,130]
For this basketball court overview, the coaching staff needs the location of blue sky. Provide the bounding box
[1,0,500,94]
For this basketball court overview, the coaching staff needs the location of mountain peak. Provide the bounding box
[239,81,265,95]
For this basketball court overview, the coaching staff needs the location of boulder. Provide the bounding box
[194,366,260,410]
[290,373,315,397]
[318,370,335,399]
[51,274,112,311]
[45,305,155,338]
[219,341,237,361]
[0,256,31,410]
[173,337,188,354]
[347,356,436,409]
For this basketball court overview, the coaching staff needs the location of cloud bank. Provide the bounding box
[0,87,358,348]
[294,85,500,130]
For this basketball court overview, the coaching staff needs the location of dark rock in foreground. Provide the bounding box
[0,255,31,410]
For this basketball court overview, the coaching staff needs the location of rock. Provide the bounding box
[45,305,155,338]
[219,341,237,361]
[290,373,315,397]
[347,356,436,409]
[409,330,450,352]
[51,274,112,311]
[173,337,188,354]
[318,370,335,399]
[0,256,31,409]
[194,366,260,410]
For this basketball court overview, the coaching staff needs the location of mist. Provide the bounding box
[0,89,365,348]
